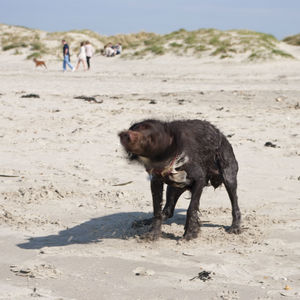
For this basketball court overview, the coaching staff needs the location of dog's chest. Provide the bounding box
[165,169,190,188]
[145,153,191,188]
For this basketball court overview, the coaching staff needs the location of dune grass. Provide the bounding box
[1,33,29,51]
[283,34,300,46]
[0,26,51,59]
[271,49,294,58]
[125,28,292,60]
[0,23,295,61]
[2,42,28,51]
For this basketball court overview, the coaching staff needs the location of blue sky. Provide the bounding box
[1,0,299,39]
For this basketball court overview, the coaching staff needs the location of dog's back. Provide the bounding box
[167,119,237,188]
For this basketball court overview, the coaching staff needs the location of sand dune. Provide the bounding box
[1,23,299,61]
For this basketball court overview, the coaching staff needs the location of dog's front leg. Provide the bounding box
[162,186,185,221]
[184,180,204,240]
[144,176,164,240]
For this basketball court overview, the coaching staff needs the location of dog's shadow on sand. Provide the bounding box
[17,210,225,250]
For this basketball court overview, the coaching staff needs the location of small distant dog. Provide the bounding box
[33,58,47,69]
[119,119,241,240]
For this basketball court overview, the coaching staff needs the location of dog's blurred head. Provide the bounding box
[119,119,173,159]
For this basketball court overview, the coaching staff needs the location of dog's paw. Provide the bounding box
[140,230,161,241]
[226,225,242,234]
[161,209,174,221]
[183,230,199,241]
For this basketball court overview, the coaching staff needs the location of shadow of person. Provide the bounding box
[17,209,224,250]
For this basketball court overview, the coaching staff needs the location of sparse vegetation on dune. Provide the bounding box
[283,34,300,46]
[0,24,51,58]
[0,23,297,61]
[123,28,294,60]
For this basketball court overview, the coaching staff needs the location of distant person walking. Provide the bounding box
[62,40,74,72]
[75,42,87,71]
[85,41,94,70]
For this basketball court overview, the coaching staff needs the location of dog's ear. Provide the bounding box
[163,122,172,136]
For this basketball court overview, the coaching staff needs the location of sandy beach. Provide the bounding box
[0,50,300,299]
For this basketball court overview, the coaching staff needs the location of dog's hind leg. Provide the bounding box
[221,157,241,233]
[217,139,241,234]
[223,170,241,234]
[162,186,185,220]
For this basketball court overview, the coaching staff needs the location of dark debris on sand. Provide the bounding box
[264,141,279,148]
[190,271,213,282]
[21,94,40,98]
[74,95,103,104]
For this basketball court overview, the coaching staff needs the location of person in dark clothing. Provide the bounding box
[62,40,74,72]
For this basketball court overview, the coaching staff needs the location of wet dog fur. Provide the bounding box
[119,119,241,240]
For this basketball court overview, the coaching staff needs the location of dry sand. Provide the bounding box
[0,52,300,299]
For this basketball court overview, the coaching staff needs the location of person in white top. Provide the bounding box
[75,42,87,71]
[115,43,122,55]
[103,43,115,57]
[84,41,94,70]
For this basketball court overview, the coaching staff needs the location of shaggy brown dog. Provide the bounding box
[119,119,241,241]
[33,58,47,69]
